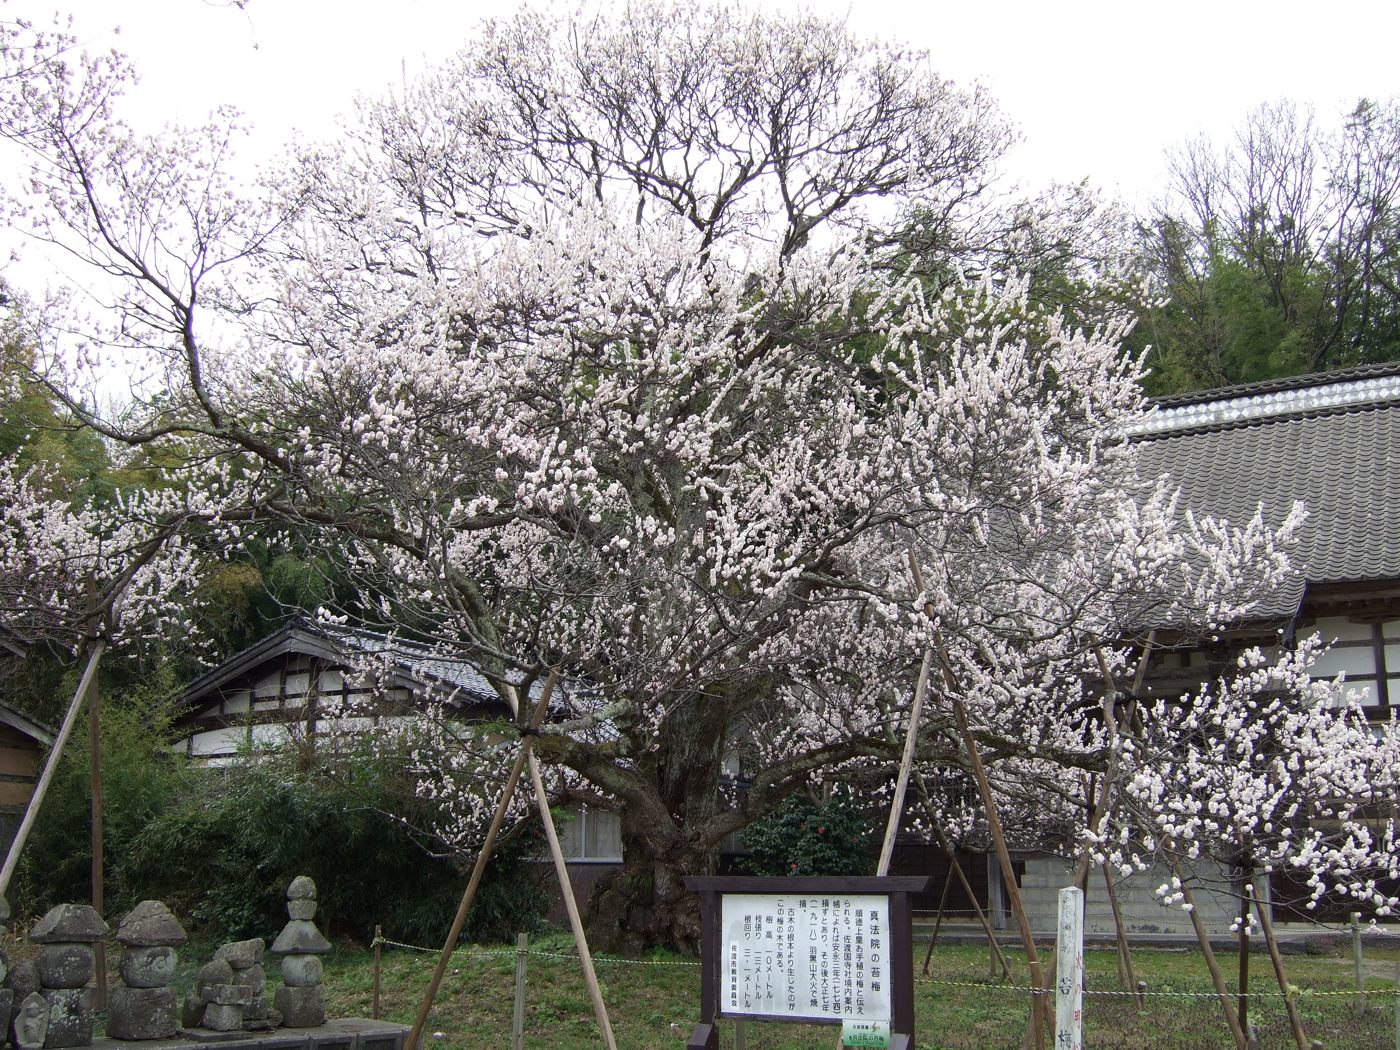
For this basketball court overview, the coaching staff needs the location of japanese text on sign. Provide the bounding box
[719,894,891,1022]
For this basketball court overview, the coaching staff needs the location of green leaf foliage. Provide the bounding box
[738,790,877,878]
[17,690,549,946]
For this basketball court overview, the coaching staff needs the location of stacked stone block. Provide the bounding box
[28,904,106,1048]
[0,896,12,1045]
[184,937,277,1032]
[106,900,185,1040]
[270,877,331,1028]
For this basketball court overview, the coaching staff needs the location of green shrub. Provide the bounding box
[118,749,549,946]
[17,668,194,917]
[17,688,549,946]
[738,790,877,877]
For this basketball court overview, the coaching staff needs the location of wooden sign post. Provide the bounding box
[1055,886,1084,1050]
[684,876,932,1050]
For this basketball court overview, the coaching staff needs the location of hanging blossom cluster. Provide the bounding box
[0,453,241,655]
[1096,638,1400,916]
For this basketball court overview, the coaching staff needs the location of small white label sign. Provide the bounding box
[719,893,891,1022]
[841,1018,891,1048]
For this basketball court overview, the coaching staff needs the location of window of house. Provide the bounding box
[1306,615,1397,711]
[558,805,623,862]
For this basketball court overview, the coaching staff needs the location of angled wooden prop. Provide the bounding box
[0,637,106,899]
[407,670,558,1050]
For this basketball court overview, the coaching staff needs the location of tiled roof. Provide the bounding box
[175,620,551,713]
[1134,367,1400,617]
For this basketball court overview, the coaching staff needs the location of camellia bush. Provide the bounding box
[739,791,878,878]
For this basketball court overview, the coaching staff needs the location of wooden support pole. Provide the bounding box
[1168,855,1249,1050]
[920,867,953,975]
[372,925,382,1020]
[1252,884,1309,1050]
[878,646,933,876]
[916,776,1012,981]
[526,752,618,1050]
[89,652,106,1010]
[406,672,558,1050]
[511,932,528,1050]
[950,690,1047,1050]
[1100,863,1141,1008]
[499,674,619,1050]
[0,638,106,899]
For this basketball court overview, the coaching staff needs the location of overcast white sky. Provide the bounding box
[35,0,1400,208]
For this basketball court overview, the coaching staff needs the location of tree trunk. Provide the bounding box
[587,691,729,953]
[587,815,713,954]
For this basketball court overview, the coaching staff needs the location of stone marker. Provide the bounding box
[107,901,185,1041]
[38,989,92,1048]
[271,877,330,1027]
[7,959,40,1045]
[14,992,49,1050]
[115,900,187,948]
[191,935,278,1033]
[28,905,105,1048]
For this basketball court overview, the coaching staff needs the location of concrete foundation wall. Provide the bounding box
[1018,855,1240,937]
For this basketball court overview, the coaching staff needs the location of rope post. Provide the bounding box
[372,925,382,1020]
[511,933,528,1050]
[1054,887,1084,1050]
[1353,912,1365,1017]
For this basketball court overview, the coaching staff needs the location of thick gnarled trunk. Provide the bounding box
[585,692,730,953]
[587,817,713,954]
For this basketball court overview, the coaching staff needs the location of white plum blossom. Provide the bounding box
[2,1,1386,954]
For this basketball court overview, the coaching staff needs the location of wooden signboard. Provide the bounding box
[684,876,932,1050]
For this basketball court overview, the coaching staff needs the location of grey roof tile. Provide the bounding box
[1135,376,1400,619]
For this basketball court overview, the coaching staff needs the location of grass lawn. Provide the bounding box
[316,932,1400,1050]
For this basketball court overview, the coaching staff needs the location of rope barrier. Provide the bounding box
[374,937,700,967]
[374,933,1399,1002]
[910,976,1398,1000]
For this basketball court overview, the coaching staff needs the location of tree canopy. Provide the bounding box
[0,3,1394,958]
[1133,98,1400,393]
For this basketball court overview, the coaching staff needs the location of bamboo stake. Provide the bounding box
[1100,863,1142,1007]
[926,813,1012,981]
[88,637,107,1010]
[499,676,619,1050]
[406,671,558,1050]
[1167,854,1249,1050]
[0,638,106,899]
[526,752,619,1050]
[1252,884,1309,1050]
[878,646,934,876]
[920,868,954,974]
[949,690,1047,1050]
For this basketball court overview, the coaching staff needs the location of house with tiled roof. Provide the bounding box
[171,620,624,912]
[1132,363,1400,716]
[1014,363,1400,935]
[172,620,516,762]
